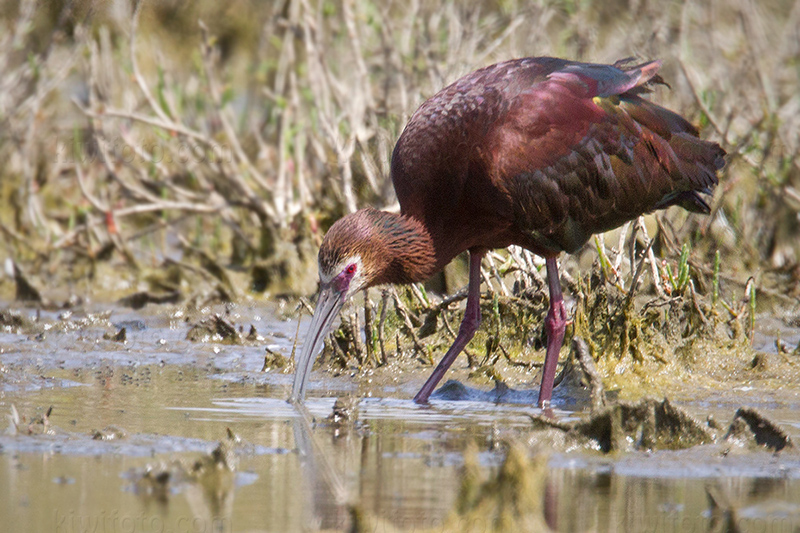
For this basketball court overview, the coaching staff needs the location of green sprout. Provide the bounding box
[665,243,692,294]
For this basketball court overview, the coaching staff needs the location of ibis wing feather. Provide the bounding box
[484,60,724,254]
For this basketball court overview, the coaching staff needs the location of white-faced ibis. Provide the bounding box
[290,57,725,407]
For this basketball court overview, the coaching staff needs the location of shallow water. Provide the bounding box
[1,303,799,532]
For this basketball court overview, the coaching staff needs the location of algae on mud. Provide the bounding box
[301,249,782,410]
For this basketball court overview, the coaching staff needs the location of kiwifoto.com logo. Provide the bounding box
[54,509,233,533]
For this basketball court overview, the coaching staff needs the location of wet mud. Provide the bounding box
[0,302,799,532]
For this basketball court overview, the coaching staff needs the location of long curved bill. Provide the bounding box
[289,284,346,403]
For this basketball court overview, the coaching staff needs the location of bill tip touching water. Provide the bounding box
[289,56,725,407]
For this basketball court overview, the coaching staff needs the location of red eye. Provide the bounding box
[345,264,357,275]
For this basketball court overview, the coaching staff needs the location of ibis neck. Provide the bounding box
[364,209,438,286]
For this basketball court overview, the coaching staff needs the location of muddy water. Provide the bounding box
[1,304,799,532]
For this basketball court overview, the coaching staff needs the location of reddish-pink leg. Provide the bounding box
[413,250,484,404]
[538,256,568,408]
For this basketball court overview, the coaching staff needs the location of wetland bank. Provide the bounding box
[2,0,800,532]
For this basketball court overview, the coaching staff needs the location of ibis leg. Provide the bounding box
[538,256,568,408]
[413,250,484,404]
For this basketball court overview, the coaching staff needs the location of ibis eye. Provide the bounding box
[345,263,357,276]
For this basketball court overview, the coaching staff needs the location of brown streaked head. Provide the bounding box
[290,207,435,403]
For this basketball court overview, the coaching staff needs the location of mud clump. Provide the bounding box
[186,314,262,346]
[186,314,240,344]
[530,398,792,454]
[261,346,290,371]
[723,407,793,452]
[102,327,127,342]
[577,398,713,451]
[531,397,714,453]
[0,309,28,332]
[532,348,791,455]
[91,426,127,441]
